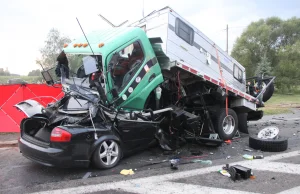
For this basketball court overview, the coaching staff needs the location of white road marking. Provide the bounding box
[33,150,300,194]
[277,186,300,194]
[253,117,300,123]
[82,172,92,179]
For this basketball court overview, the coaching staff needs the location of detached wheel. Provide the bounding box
[214,108,238,140]
[93,140,121,169]
[238,113,248,134]
[249,136,288,152]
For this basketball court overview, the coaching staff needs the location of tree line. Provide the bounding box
[231,17,300,93]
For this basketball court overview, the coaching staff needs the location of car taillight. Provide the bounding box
[50,127,72,142]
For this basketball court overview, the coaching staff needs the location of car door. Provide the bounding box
[116,119,158,151]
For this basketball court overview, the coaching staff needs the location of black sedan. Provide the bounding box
[16,97,158,169]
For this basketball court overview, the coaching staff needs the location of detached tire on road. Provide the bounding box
[249,136,288,152]
[238,113,248,134]
[213,108,238,140]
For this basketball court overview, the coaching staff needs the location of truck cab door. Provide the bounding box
[106,39,163,110]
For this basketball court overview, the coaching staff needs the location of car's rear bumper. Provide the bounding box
[18,138,90,168]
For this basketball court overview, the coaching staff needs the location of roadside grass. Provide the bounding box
[0,76,41,84]
[260,93,300,115]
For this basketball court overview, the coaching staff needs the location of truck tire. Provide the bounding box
[262,81,274,102]
[213,108,238,140]
[249,136,288,152]
[238,113,248,134]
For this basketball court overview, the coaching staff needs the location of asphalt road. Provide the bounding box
[1,110,300,194]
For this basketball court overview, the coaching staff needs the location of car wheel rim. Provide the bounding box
[99,140,119,166]
[222,115,235,135]
[258,126,279,139]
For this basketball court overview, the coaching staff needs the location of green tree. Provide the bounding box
[28,69,41,76]
[255,54,272,76]
[275,41,300,93]
[37,28,71,69]
[231,17,300,77]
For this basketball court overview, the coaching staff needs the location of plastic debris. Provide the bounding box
[243,154,264,160]
[209,152,214,155]
[243,154,253,160]
[232,147,235,149]
[293,133,296,136]
[250,175,256,180]
[120,169,135,175]
[192,160,212,165]
[219,170,231,177]
[226,156,231,159]
[224,140,232,145]
[244,149,253,152]
[170,159,180,170]
[253,155,264,159]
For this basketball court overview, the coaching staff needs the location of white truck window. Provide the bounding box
[234,64,243,82]
[175,18,194,45]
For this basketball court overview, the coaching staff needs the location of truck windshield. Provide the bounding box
[109,41,144,92]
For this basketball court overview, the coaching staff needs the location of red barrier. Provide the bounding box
[0,84,63,132]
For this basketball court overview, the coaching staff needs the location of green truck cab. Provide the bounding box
[64,27,163,110]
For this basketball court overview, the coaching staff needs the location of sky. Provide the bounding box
[0,0,300,75]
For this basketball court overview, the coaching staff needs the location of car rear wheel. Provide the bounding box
[93,140,121,169]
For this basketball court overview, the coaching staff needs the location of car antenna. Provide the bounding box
[76,17,96,57]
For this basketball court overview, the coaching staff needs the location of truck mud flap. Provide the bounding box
[247,110,263,121]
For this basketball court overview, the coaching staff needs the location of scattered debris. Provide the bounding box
[226,156,231,159]
[250,175,256,180]
[192,160,212,165]
[293,133,296,136]
[221,164,253,181]
[134,169,137,171]
[244,148,253,152]
[224,140,232,145]
[190,150,203,156]
[219,169,231,177]
[232,147,235,149]
[272,118,287,121]
[243,154,253,160]
[120,169,135,175]
[243,154,264,160]
[253,155,264,159]
[170,159,180,170]
[271,177,276,180]
[209,152,214,155]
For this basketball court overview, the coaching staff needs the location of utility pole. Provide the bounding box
[226,24,228,53]
[142,0,145,17]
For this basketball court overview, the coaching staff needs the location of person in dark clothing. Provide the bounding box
[55,51,70,78]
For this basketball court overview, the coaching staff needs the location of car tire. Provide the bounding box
[93,140,122,169]
[249,136,288,152]
[213,108,238,140]
[262,81,274,102]
[238,113,248,134]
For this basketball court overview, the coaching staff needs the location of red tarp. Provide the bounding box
[0,84,63,132]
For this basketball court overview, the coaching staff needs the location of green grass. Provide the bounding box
[0,76,41,84]
[260,93,300,115]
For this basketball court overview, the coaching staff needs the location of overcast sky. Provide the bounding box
[1,0,300,75]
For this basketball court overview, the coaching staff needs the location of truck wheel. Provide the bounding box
[93,140,122,169]
[262,81,274,102]
[214,108,238,140]
[249,136,288,152]
[238,113,248,134]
